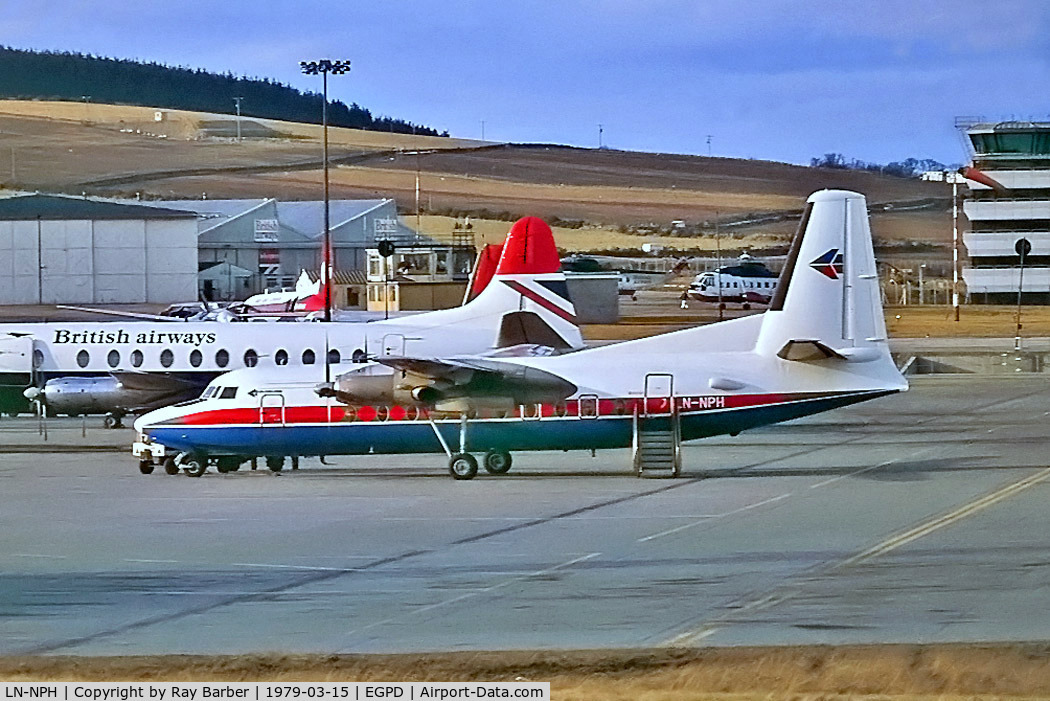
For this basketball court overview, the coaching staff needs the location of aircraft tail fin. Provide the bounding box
[464,243,505,303]
[755,190,897,373]
[412,217,584,350]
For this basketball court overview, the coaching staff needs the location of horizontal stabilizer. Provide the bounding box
[496,311,572,351]
[777,340,883,363]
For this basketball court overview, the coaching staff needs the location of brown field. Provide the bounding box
[5,644,1050,700]
[0,99,952,247]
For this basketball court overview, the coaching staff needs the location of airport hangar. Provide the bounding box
[0,194,421,306]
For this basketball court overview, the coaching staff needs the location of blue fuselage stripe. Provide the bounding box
[145,391,893,457]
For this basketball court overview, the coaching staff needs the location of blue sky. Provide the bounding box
[4,0,1049,165]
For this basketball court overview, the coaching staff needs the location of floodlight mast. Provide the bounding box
[299,59,351,325]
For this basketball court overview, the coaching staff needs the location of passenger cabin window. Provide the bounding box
[131,350,143,367]
[160,349,174,368]
[189,349,203,368]
[275,349,289,366]
[302,349,316,365]
[220,387,237,399]
[76,350,90,368]
[215,349,230,368]
[32,349,44,368]
[244,349,258,368]
[107,350,120,368]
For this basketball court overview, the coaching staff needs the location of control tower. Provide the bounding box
[961,120,1050,303]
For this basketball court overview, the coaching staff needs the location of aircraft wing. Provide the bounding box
[111,371,203,392]
[334,355,578,410]
[55,305,186,322]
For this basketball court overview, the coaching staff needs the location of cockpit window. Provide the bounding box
[202,386,217,399]
[220,387,237,399]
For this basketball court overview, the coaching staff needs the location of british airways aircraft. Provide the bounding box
[0,217,582,424]
[135,190,906,478]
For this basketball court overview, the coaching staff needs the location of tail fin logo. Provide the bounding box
[810,249,844,280]
[501,280,577,323]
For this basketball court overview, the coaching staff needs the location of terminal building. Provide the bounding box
[962,120,1050,303]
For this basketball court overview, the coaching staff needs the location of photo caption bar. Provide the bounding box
[0,683,550,701]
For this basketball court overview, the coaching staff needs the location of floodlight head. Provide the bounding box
[300,61,320,75]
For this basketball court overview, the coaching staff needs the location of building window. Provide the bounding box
[160,349,174,368]
[107,350,120,368]
[275,349,288,366]
[76,350,90,368]
[302,349,316,365]
[189,349,203,368]
[216,349,229,368]
[244,349,258,367]
[131,350,144,367]
[327,348,340,365]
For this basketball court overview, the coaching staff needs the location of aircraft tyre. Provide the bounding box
[216,456,241,474]
[449,453,478,480]
[742,303,751,310]
[266,456,285,473]
[163,456,180,475]
[138,459,154,475]
[483,450,512,475]
[103,414,123,429]
[183,455,207,478]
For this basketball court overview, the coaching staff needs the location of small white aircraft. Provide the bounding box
[2,217,582,424]
[134,190,906,478]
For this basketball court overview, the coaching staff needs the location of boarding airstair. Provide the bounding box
[632,373,681,478]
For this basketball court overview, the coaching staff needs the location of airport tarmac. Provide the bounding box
[1,374,1049,656]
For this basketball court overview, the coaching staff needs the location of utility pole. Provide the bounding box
[706,135,712,156]
[233,97,243,142]
[950,172,960,321]
[715,211,723,321]
[598,123,603,149]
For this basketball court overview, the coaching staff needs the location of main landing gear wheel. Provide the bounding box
[103,414,123,429]
[266,456,285,473]
[216,457,241,474]
[183,455,207,478]
[483,450,512,475]
[163,456,179,475]
[138,459,154,475]
[448,453,478,480]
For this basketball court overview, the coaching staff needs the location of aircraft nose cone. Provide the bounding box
[23,386,41,401]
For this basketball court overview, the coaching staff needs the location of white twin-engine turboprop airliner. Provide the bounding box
[134,190,907,479]
[0,217,583,423]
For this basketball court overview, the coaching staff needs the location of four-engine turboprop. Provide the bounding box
[2,217,582,422]
[134,190,907,479]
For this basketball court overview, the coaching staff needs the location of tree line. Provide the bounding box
[810,152,955,178]
[0,46,446,136]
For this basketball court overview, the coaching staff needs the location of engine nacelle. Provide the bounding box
[32,377,130,416]
[25,375,196,417]
[328,365,425,406]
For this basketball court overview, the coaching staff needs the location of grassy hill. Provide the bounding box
[0,99,953,254]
